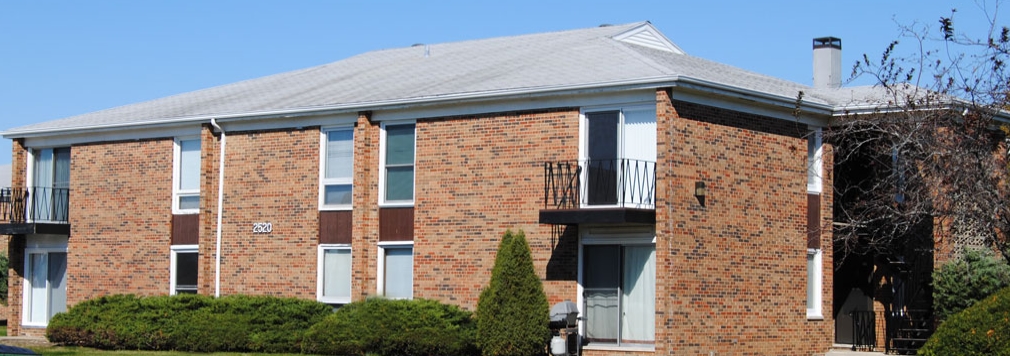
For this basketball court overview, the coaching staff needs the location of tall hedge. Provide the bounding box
[920,285,1010,356]
[933,247,1010,320]
[476,230,550,356]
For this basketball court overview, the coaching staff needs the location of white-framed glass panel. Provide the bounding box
[317,244,352,304]
[170,245,198,295]
[377,243,413,299]
[173,138,201,214]
[807,128,823,193]
[380,123,416,205]
[22,236,68,327]
[320,128,354,210]
[29,147,70,222]
[580,230,656,348]
[807,248,823,319]
[582,106,656,209]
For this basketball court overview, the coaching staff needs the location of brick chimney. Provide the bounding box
[812,37,842,89]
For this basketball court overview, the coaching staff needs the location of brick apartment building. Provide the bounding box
[0,23,886,354]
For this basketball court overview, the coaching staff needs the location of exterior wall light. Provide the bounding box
[695,181,706,206]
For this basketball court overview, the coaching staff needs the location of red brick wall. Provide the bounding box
[212,128,318,297]
[655,88,834,355]
[66,139,174,304]
[413,108,580,309]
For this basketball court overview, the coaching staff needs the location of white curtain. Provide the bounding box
[179,140,200,191]
[621,246,656,344]
[384,247,413,298]
[28,253,47,323]
[622,108,656,209]
[584,289,619,342]
[323,249,351,299]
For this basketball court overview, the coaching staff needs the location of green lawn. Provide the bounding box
[27,347,310,356]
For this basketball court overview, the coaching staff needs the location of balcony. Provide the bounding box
[0,187,70,235]
[540,159,656,225]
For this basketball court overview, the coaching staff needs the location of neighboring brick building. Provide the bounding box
[1,23,880,354]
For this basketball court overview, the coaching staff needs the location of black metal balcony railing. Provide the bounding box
[544,159,656,210]
[0,187,70,224]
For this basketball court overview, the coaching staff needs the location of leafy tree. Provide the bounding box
[476,230,550,356]
[933,247,1010,320]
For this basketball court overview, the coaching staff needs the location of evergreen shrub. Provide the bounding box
[933,247,1010,320]
[301,297,477,356]
[46,293,332,352]
[476,229,550,356]
[920,285,1010,356]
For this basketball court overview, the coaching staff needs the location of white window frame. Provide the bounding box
[319,126,355,211]
[578,104,657,210]
[317,244,352,304]
[376,241,414,299]
[807,128,823,194]
[807,248,824,320]
[378,121,416,207]
[172,137,201,214]
[576,226,657,351]
[170,245,199,295]
[22,237,69,328]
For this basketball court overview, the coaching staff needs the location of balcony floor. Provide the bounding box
[0,222,70,235]
[539,208,655,225]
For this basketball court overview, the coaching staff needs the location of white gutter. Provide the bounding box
[210,118,226,298]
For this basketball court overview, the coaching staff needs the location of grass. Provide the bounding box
[27,346,311,356]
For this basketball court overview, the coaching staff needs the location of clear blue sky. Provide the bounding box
[1,0,1005,166]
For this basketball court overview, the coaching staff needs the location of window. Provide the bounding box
[807,128,823,193]
[581,233,655,348]
[173,138,201,214]
[378,243,413,299]
[320,128,354,209]
[807,249,823,319]
[30,147,70,222]
[381,123,415,205]
[171,245,198,295]
[22,237,68,327]
[317,245,352,304]
[582,107,656,208]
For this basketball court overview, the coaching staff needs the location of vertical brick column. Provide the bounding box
[352,112,380,299]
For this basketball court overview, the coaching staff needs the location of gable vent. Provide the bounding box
[612,23,685,54]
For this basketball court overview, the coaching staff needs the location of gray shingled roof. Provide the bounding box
[4,22,883,137]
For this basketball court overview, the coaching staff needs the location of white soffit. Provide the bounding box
[612,23,685,54]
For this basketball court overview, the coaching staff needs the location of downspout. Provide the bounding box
[210,118,226,298]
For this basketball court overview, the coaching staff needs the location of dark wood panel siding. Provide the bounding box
[380,207,414,242]
[319,211,352,244]
[172,214,199,245]
[807,193,821,249]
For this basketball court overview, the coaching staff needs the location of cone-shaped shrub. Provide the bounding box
[476,229,550,356]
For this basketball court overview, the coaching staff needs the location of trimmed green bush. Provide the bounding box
[920,285,1010,356]
[476,229,550,356]
[933,247,1010,320]
[46,294,332,352]
[301,297,477,356]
